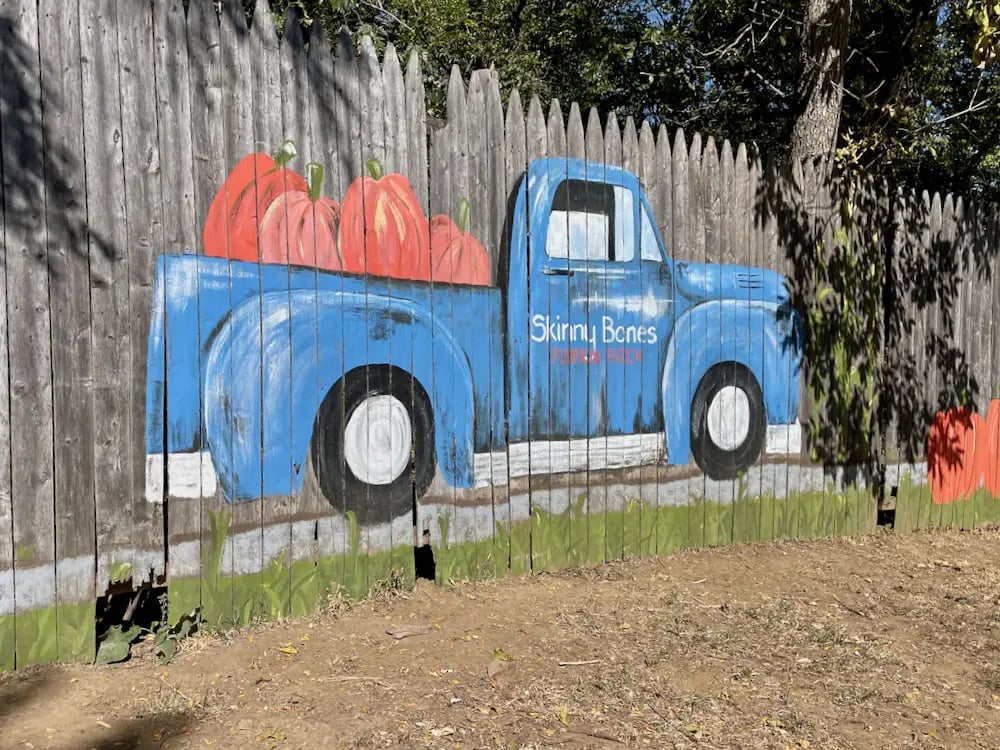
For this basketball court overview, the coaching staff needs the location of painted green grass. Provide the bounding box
[0,601,94,670]
[894,472,1000,533]
[6,478,999,671]
[432,482,878,583]
[158,475,1000,637]
[169,510,415,629]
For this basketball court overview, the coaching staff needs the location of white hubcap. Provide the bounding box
[707,386,751,452]
[343,395,412,485]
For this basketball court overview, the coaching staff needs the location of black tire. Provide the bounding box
[690,363,766,480]
[311,366,435,526]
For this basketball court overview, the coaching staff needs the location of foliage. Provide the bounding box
[96,623,141,665]
[965,0,1000,67]
[249,0,996,202]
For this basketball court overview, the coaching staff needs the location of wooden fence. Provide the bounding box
[0,0,997,670]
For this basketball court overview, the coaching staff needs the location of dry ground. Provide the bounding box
[4,527,1000,750]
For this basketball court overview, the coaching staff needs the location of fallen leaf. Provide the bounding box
[430,727,455,738]
[277,644,298,655]
[558,706,569,726]
[492,647,513,662]
[96,720,112,729]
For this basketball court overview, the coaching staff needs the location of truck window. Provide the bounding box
[640,203,662,262]
[545,179,635,263]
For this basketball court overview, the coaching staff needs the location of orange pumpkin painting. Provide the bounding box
[927,406,983,505]
[203,140,308,262]
[258,163,342,270]
[981,400,1000,497]
[429,198,491,286]
[339,159,430,280]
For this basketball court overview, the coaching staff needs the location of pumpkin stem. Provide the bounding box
[365,158,384,180]
[306,162,325,202]
[458,197,470,234]
[273,139,297,169]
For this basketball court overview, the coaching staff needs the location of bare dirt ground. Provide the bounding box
[4,527,1000,750]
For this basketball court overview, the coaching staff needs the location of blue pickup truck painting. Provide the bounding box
[145,157,804,526]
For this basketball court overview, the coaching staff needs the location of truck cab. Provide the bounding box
[504,158,802,478]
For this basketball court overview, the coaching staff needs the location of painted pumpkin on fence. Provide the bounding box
[429,198,491,286]
[203,140,308,262]
[339,159,430,280]
[927,406,983,504]
[981,399,1000,497]
[258,163,342,270]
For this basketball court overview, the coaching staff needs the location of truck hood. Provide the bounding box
[674,261,791,305]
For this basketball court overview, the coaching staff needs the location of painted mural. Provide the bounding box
[144,140,804,528]
[2,0,996,674]
[928,401,1000,505]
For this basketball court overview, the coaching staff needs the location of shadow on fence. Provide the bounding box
[756,159,999,483]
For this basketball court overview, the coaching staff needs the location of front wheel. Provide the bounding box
[311,367,435,526]
[690,363,766,481]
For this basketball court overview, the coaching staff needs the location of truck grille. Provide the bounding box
[737,272,764,290]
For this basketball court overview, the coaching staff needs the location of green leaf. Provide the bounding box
[96,625,140,665]
[109,561,132,585]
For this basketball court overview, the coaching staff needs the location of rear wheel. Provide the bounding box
[690,363,766,480]
[311,367,435,525]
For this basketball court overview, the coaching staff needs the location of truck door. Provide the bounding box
[528,172,663,439]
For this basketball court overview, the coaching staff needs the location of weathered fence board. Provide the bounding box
[0,32,13,666]
[5,0,58,668]
[503,88,529,575]
[82,0,129,599]
[40,0,97,662]
[176,0,222,623]
[151,0,198,543]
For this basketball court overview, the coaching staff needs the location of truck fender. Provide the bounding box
[201,289,476,501]
[661,299,802,465]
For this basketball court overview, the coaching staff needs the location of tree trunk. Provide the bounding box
[790,0,853,164]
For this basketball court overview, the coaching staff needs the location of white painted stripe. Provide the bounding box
[145,452,218,504]
[473,432,665,487]
[472,426,803,488]
[766,422,802,455]
[144,426,804,503]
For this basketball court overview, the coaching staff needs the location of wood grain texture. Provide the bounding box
[151,0,197,340]
[404,50,429,215]
[484,69,508,577]
[380,42,406,178]
[81,0,129,594]
[581,106,607,564]
[2,0,57,666]
[307,22,337,196]
[0,0,14,669]
[181,0,224,623]
[503,89,529,575]
[636,120,659,555]
[466,69,498,575]
[654,126,672,262]
[39,0,97,649]
[251,0,283,153]
[523,95,547,568]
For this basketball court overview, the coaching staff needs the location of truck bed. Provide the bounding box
[146,253,505,460]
